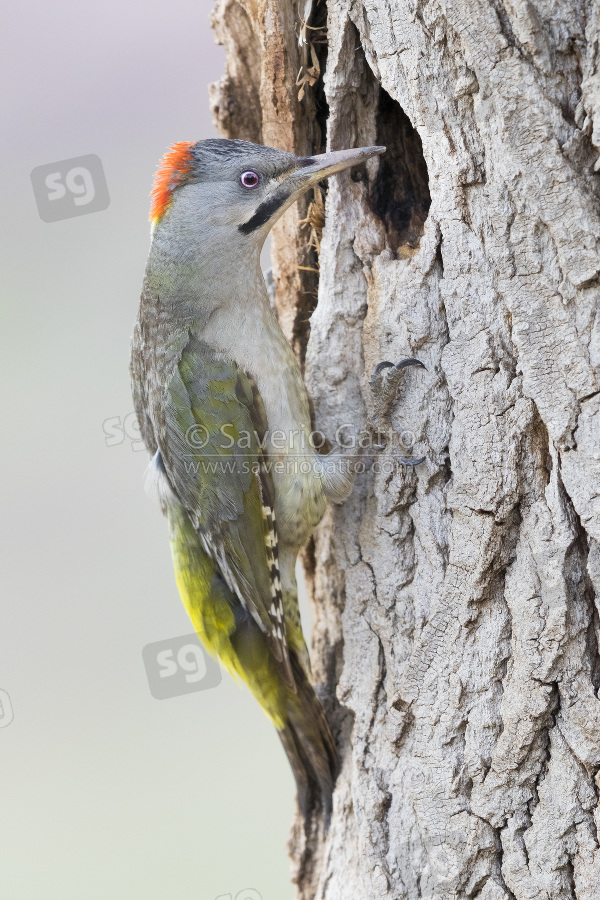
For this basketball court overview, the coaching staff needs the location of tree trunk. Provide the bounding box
[209,0,600,897]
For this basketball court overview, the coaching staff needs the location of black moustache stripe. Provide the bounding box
[239,192,289,234]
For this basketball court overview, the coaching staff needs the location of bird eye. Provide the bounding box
[240,170,260,188]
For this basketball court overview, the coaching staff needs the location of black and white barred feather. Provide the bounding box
[258,486,295,691]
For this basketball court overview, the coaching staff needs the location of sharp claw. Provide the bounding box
[372,358,427,380]
[394,358,427,372]
[397,456,426,467]
[373,361,395,376]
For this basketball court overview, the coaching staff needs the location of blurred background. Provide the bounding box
[1,2,298,897]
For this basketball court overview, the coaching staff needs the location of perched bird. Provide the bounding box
[130,138,385,816]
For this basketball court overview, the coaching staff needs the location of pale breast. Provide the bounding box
[199,298,328,552]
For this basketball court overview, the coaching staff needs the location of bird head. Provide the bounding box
[149,139,385,245]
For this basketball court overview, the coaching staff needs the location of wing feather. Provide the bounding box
[157,335,295,690]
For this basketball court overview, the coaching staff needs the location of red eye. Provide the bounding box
[240,170,260,188]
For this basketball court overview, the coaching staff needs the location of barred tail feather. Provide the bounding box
[278,650,338,822]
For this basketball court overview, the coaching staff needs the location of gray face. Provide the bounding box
[154,138,386,247]
[166,139,310,241]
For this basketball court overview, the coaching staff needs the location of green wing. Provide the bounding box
[157,334,294,689]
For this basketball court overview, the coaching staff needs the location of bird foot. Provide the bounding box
[369,358,427,466]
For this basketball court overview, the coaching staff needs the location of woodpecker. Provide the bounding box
[130,138,386,816]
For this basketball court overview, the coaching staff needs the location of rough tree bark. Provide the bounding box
[209,0,600,897]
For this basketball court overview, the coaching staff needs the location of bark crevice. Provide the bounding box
[368,87,432,255]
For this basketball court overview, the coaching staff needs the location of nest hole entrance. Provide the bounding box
[369,88,431,253]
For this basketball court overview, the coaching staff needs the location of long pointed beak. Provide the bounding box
[289,145,386,193]
[239,146,386,236]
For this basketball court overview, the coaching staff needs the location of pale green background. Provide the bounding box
[1,3,300,897]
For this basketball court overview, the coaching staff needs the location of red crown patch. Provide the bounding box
[150,141,195,223]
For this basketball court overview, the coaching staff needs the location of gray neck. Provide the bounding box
[145,212,268,329]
